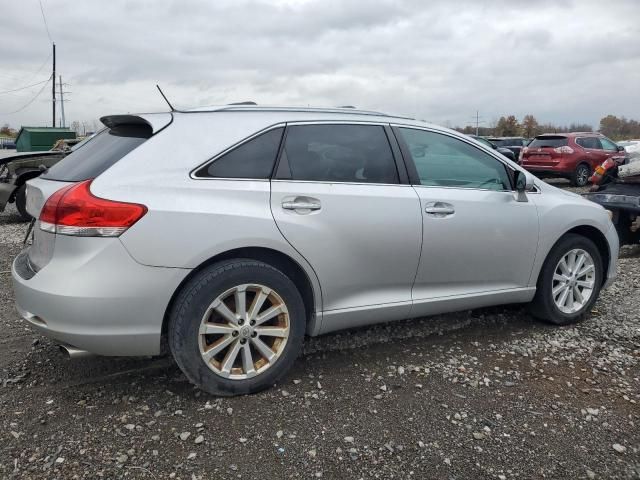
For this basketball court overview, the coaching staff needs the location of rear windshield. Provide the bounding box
[42,124,152,181]
[528,136,568,148]
[491,138,522,147]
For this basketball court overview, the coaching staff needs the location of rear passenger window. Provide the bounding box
[277,124,398,184]
[577,137,600,149]
[197,128,284,179]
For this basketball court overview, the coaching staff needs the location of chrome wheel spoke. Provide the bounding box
[209,300,238,326]
[199,323,236,335]
[558,286,570,308]
[573,253,586,276]
[558,258,570,276]
[552,283,566,297]
[234,287,247,321]
[220,340,242,375]
[252,337,276,362]
[248,287,270,321]
[255,326,288,337]
[576,279,594,289]
[573,285,584,305]
[255,304,285,326]
[242,344,256,375]
[577,264,594,277]
[553,273,570,283]
[202,334,235,361]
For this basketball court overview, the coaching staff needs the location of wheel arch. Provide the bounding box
[10,170,42,202]
[161,246,320,344]
[535,225,611,288]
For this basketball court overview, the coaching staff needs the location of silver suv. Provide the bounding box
[12,106,619,395]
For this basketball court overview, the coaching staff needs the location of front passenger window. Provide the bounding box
[398,128,511,191]
[599,137,618,151]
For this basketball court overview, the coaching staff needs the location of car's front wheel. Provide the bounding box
[168,259,306,396]
[529,234,603,325]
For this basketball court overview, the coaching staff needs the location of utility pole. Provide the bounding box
[59,75,66,128]
[52,43,56,127]
[475,110,480,136]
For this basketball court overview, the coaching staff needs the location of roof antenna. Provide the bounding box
[156,84,175,111]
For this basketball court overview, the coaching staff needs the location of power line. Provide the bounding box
[38,0,53,43]
[0,75,51,115]
[0,79,50,95]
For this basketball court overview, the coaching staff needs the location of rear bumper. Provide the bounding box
[11,237,190,356]
[520,164,570,176]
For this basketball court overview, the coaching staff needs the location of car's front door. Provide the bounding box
[393,127,539,308]
[270,123,422,330]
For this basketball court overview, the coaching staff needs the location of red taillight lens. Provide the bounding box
[553,145,574,154]
[39,180,147,237]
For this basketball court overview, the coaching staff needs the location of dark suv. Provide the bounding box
[487,137,528,161]
[520,133,624,186]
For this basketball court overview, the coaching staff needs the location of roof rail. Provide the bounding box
[227,101,257,105]
[180,105,406,118]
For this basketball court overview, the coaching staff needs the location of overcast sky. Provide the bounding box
[1,0,639,130]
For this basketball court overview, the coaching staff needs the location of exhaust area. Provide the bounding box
[59,344,93,359]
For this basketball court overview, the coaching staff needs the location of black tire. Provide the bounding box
[570,163,591,187]
[528,234,603,325]
[14,184,32,222]
[168,259,306,396]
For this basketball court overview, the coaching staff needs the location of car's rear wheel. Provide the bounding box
[168,259,306,396]
[529,234,603,325]
[14,185,32,222]
[571,163,591,187]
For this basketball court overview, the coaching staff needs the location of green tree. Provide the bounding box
[495,115,520,136]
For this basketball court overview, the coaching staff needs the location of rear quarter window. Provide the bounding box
[195,127,284,179]
[42,124,152,181]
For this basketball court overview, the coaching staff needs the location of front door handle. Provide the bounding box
[425,201,455,216]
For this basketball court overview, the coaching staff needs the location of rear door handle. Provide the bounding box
[282,197,321,211]
[425,201,455,216]
[282,201,321,210]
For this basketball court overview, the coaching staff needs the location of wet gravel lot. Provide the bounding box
[1,182,639,479]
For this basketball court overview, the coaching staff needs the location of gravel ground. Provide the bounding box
[1,183,639,479]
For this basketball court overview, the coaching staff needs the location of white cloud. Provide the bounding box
[0,0,638,129]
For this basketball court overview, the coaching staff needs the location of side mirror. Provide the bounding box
[617,145,625,152]
[514,170,534,202]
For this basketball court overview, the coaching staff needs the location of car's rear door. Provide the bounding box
[393,126,539,308]
[270,123,422,329]
[576,137,606,169]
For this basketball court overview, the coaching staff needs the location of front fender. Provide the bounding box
[528,195,615,287]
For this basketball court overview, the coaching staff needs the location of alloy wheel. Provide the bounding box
[198,284,290,380]
[577,166,590,186]
[551,249,596,314]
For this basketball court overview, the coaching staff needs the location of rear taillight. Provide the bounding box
[39,180,147,237]
[519,147,528,161]
[554,146,574,154]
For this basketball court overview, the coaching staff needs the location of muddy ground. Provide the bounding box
[1,181,639,479]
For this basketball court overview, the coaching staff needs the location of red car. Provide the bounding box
[520,132,624,186]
